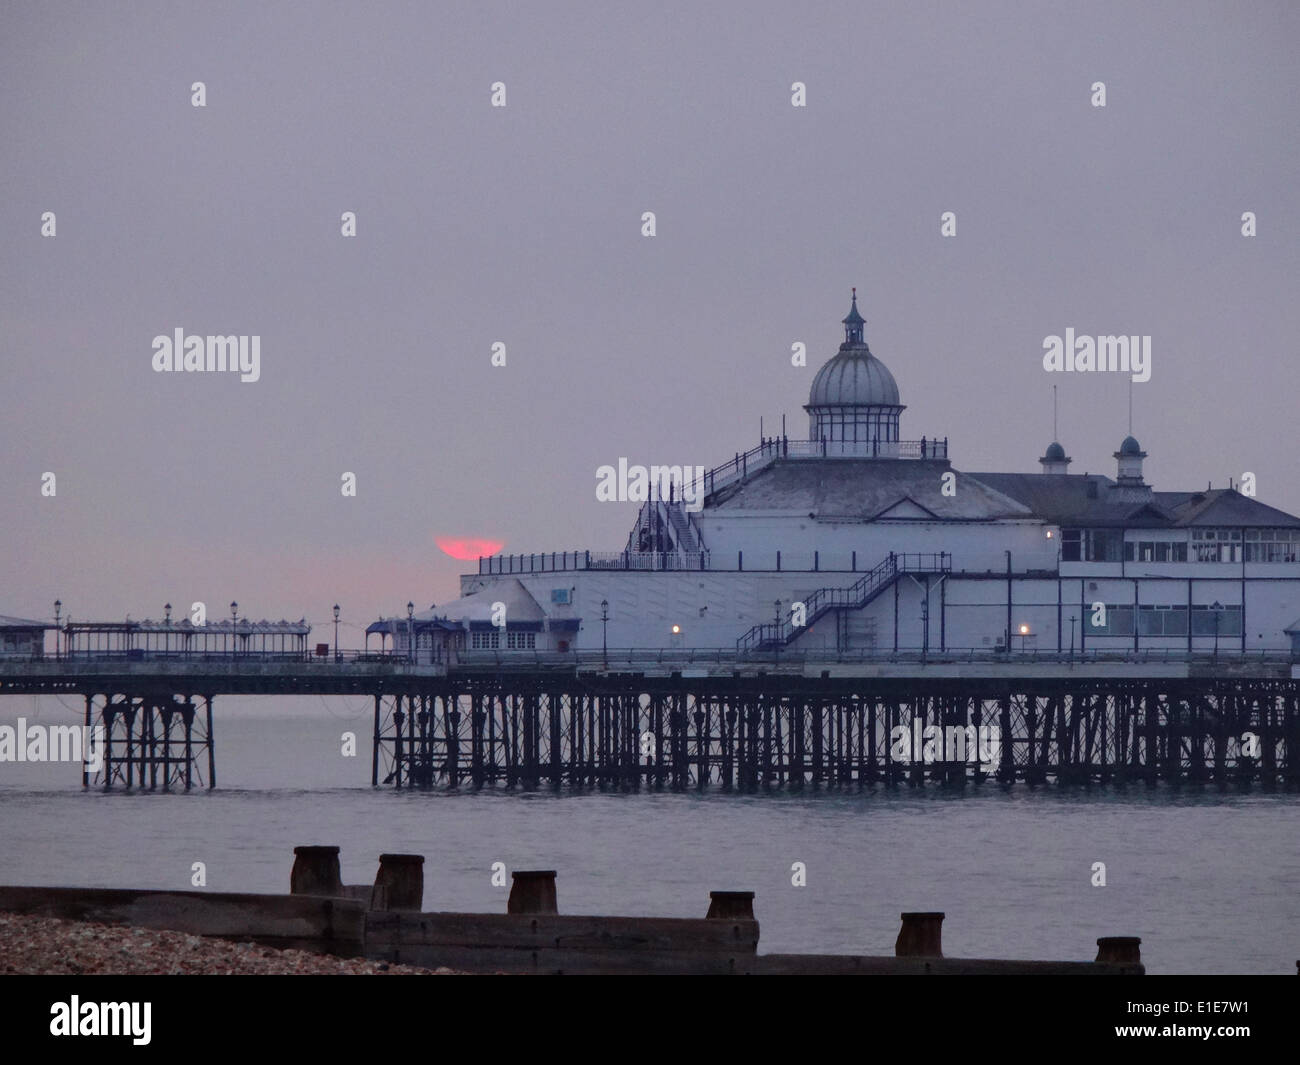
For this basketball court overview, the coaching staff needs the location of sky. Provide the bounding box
[2,0,1298,645]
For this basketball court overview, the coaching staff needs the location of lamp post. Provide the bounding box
[1018,623,1031,654]
[333,604,341,662]
[1069,614,1076,659]
[230,601,238,658]
[407,601,414,664]
[600,599,609,667]
[774,599,782,666]
[1212,600,1223,657]
[164,602,172,655]
[53,599,61,660]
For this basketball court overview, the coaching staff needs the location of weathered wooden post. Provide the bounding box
[508,870,558,914]
[706,891,755,920]
[290,845,343,896]
[895,912,944,957]
[372,853,424,911]
[1095,936,1141,965]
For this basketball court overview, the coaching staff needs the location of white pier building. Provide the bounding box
[381,293,1300,659]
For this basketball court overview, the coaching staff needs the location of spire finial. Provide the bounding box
[842,287,865,344]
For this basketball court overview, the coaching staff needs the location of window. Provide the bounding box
[471,630,500,650]
[1064,529,1124,562]
[1137,605,1188,636]
[1124,540,1188,563]
[1191,605,1242,636]
[1062,528,1082,562]
[1243,528,1300,563]
[1191,529,1243,563]
[506,631,536,650]
[1086,604,1134,636]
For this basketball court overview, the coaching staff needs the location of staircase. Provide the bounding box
[736,552,951,653]
[627,499,707,557]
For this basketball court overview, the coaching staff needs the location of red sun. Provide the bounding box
[436,536,506,561]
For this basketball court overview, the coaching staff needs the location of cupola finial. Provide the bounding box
[842,287,865,345]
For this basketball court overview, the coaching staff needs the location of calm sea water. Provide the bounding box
[1,698,1297,974]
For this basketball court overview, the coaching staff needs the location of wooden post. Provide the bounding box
[1095,936,1141,965]
[290,845,343,896]
[373,853,424,910]
[508,870,558,914]
[706,891,755,920]
[895,911,944,957]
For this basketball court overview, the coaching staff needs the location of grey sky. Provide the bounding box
[2,0,1297,640]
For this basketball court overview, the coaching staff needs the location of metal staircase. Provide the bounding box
[736,552,951,653]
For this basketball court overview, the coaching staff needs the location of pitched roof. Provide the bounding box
[709,459,1033,520]
[0,615,51,629]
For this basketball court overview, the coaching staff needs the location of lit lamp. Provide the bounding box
[1018,623,1031,652]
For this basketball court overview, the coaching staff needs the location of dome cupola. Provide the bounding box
[804,289,905,448]
[1039,440,1071,474]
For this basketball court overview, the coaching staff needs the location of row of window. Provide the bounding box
[1063,528,1300,563]
[1087,604,1243,638]
[811,410,900,444]
[469,631,537,650]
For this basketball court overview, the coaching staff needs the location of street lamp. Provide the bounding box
[333,604,341,661]
[774,599,782,665]
[1018,623,1031,653]
[230,601,238,658]
[53,599,61,659]
[1212,601,1223,656]
[600,599,609,665]
[164,603,172,655]
[407,601,414,664]
[1069,614,1077,659]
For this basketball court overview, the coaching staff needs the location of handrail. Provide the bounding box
[736,552,952,652]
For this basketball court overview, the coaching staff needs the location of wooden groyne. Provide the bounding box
[0,846,1147,975]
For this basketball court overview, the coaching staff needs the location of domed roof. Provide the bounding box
[1044,441,1066,461]
[808,350,901,408]
[807,290,902,409]
[1119,435,1143,456]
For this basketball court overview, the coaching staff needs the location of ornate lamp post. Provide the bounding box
[407,601,415,664]
[230,601,238,658]
[53,599,61,659]
[600,599,609,667]
[333,604,341,662]
[1212,601,1223,657]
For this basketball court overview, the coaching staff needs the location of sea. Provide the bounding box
[1,696,1296,975]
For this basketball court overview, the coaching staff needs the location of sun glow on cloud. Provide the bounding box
[436,536,505,561]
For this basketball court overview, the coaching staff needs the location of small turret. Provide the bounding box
[1039,440,1071,474]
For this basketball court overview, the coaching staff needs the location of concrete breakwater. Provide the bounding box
[0,846,1145,975]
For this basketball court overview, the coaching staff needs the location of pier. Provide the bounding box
[2,643,1297,792]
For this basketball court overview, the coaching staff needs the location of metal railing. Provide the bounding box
[737,552,952,652]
